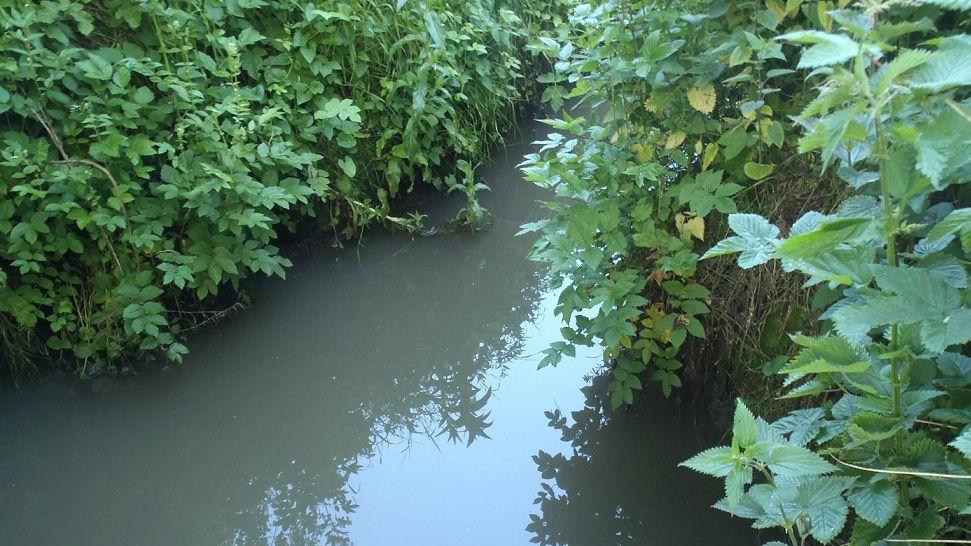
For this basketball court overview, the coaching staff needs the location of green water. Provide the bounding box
[0,121,755,546]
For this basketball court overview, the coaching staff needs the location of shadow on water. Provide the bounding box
[0,119,755,545]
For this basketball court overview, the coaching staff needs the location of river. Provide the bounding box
[0,120,755,545]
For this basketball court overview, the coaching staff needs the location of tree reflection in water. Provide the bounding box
[526,373,758,546]
[216,268,548,546]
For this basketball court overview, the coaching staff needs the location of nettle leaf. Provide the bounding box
[762,444,836,477]
[928,208,971,253]
[919,0,971,9]
[783,334,870,376]
[950,426,971,460]
[734,398,760,448]
[909,35,971,91]
[876,49,934,93]
[797,476,855,543]
[848,481,899,526]
[725,463,754,506]
[777,30,860,69]
[702,214,780,268]
[831,265,971,351]
[772,408,826,446]
[776,217,869,260]
[681,446,736,477]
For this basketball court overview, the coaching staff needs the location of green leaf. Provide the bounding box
[77,53,112,80]
[680,446,736,477]
[797,477,855,543]
[951,426,971,459]
[743,162,775,180]
[702,214,780,268]
[777,31,860,69]
[848,481,899,526]
[733,398,759,448]
[762,444,837,477]
[909,38,971,91]
[338,156,357,178]
[919,0,971,10]
[776,217,869,260]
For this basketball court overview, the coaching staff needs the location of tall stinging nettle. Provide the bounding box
[683,1,971,544]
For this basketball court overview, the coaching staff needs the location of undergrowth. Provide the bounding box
[0,0,563,376]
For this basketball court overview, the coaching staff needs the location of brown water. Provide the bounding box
[0,120,756,546]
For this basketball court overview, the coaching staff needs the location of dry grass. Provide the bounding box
[680,164,848,424]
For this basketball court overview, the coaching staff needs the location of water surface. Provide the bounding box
[0,121,755,545]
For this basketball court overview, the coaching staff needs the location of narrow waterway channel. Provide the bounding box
[0,120,755,545]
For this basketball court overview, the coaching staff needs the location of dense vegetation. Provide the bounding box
[0,0,546,375]
[524,0,971,543]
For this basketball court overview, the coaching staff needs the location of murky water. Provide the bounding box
[0,121,756,545]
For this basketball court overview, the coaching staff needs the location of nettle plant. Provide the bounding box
[685,2,971,543]
[521,0,813,407]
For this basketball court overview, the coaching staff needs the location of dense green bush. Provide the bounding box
[0,0,548,373]
[522,0,821,407]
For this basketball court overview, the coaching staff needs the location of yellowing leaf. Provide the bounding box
[665,131,687,149]
[818,0,833,31]
[685,217,705,240]
[766,0,786,17]
[631,143,655,163]
[702,143,719,170]
[785,0,803,17]
[743,161,775,180]
[687,84,717,115]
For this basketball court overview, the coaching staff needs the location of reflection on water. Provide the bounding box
[0,120,752,545]
[526,374,758,546]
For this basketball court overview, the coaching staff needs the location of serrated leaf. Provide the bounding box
[681,446,736,477]
[848,482,899,526]
[798,477,855,543]
[777,30,860,69]
[762,444,836,477]
[951,426,971,459]
[919,0,971,10]
[687,84,717,115]
[702,214,780,268]
[734,398,759,448]
[778,217,869,261]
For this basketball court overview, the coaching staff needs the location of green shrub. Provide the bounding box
[521,0,820,408]
[0,0,549,374]
[683,1,971,543]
